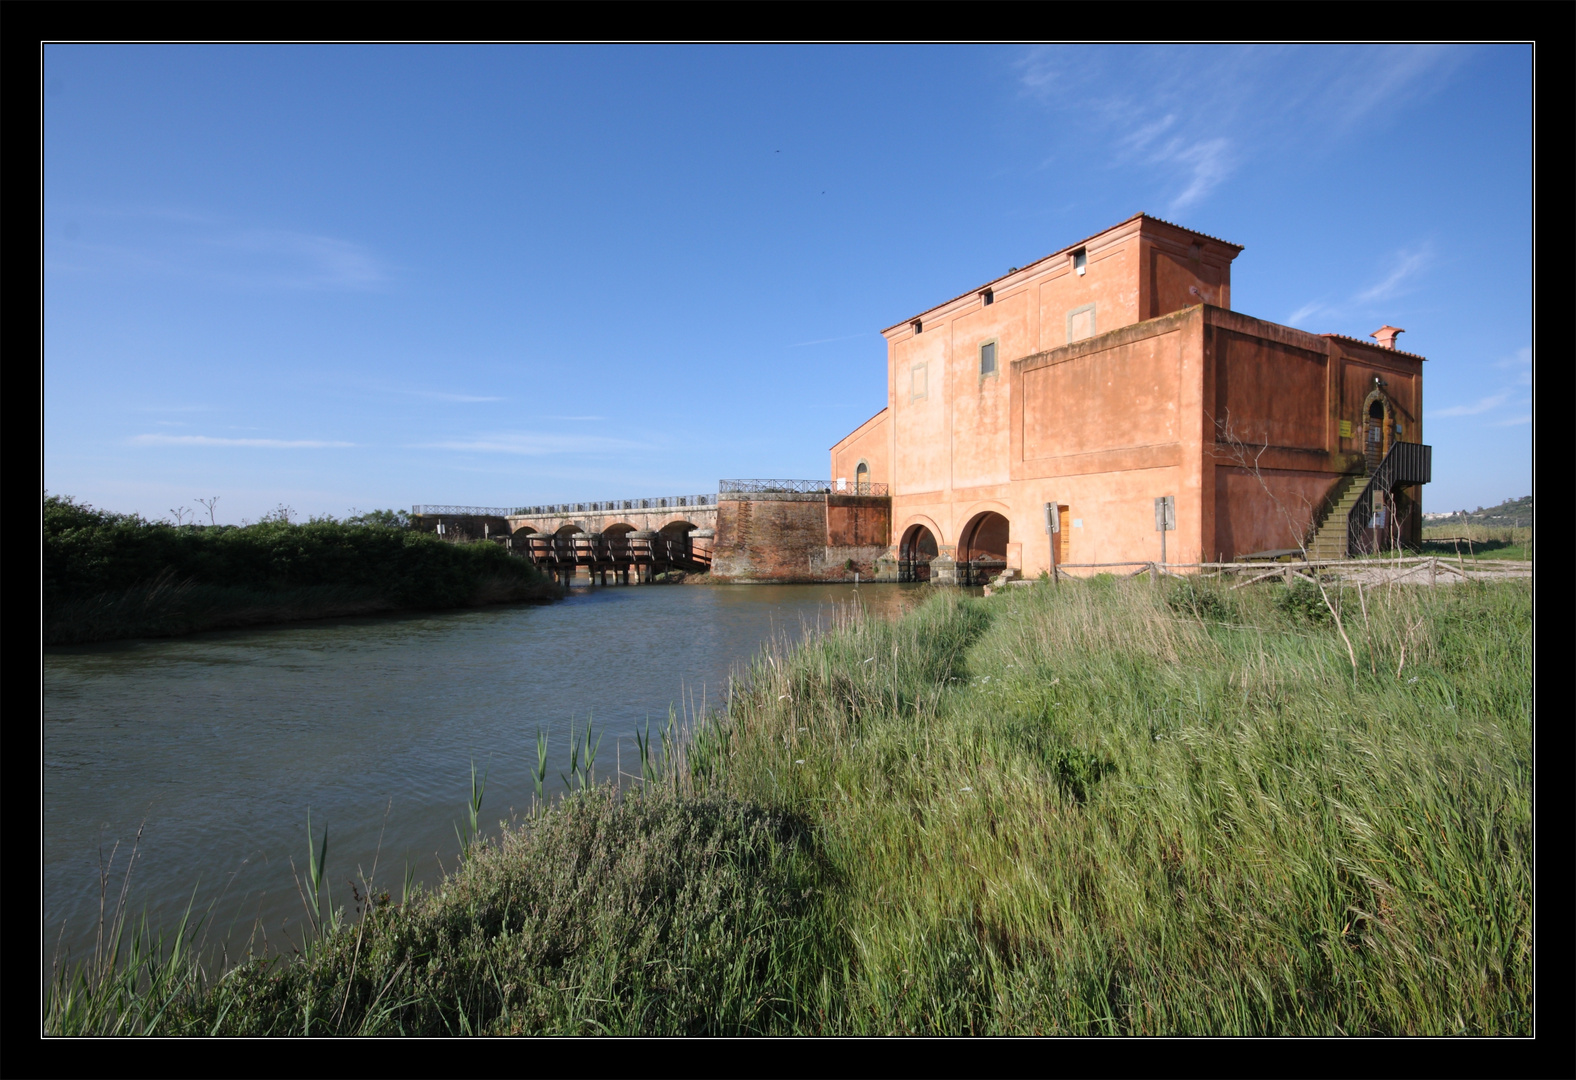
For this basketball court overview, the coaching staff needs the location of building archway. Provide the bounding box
[959,511,1009,562]
[855,460,870,494]
[899,523,939,582]
[958,511,1010,585]
[555,523,585,536]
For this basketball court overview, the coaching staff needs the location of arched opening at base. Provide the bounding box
[959,511,1010,585]
[899,524,939,582]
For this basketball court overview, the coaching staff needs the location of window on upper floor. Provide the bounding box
[911,319,923,335]
[981,288,994,306]
[980,340,997,377]
[1073,249,1088,276]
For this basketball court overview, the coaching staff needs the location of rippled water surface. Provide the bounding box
[44,583,921,964]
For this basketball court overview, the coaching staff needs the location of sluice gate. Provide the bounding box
[515,529,712,586]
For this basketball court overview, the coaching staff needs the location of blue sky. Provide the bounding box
[44,44,1531,522]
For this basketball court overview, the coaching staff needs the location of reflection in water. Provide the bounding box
[44,584,919,965]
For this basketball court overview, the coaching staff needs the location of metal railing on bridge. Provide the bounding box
[415,496,717,517]
[719,479,890,496]
[412,505,524,517]
[510,495,717,516]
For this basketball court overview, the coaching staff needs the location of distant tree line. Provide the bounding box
[43,495,557,643]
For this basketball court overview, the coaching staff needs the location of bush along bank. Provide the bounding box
[46,574,1530,1034]
[44,495,562,644]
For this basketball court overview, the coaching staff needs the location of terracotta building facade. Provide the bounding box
[831,213,1429,581]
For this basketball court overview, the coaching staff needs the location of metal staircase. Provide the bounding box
[1304,442,1432,558]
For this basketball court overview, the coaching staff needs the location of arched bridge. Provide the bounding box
[412,495,718,585]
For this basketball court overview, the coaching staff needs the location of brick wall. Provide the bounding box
[826,495,891,548]
[711,494,895,581]
[711,495,827,580]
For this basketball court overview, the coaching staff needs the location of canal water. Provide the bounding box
[43,583,921,968]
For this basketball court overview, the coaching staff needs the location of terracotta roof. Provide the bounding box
[1318,333,1428,361]
[882,213,1245,335]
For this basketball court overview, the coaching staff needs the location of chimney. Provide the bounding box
[1370,325,1405,350]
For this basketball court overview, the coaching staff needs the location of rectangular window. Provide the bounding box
[911,362,928,401]
[981,288,994,306]
[979,340,997,376]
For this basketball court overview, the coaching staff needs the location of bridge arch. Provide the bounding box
[555,522,585,536]
[659,519,698,538]
[510,523,539,535]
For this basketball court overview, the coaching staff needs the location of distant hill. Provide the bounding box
[1423,495,1532,528]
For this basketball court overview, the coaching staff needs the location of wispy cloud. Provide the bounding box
[1496,346,1532,386]
[1429,391,1513,418]
[786,333,867,348]
[418,391,505,403]
[1493,414,1531,427]
[1356,246,1431,303]
[1285,300,1326,327]
[47,206,391,291]
[540,415,608,422]
[1016,45,1468,214]
[131,434,355,448]
[415,432,649,455]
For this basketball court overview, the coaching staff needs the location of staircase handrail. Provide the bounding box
[1347,442,1432,556]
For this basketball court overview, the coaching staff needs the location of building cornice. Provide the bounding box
[882,213,1245,338]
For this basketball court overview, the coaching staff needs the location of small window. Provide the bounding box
[855,462,870,493]
[1073,249,1088,276]
[911,319,923,335]
[981,288,994,306]
[979,340,997,377]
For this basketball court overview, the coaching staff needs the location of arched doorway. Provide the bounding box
[959,511,1010,586]
[1362,392,1392,473]
[855,461,870,494]
[899,523,939,582]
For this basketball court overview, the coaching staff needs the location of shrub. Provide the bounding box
[1166,578,1235,622]
[1274,578,1331,624]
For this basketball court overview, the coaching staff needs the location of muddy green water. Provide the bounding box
[44,583,921,968]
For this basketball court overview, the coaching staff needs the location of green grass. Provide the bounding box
[1418,525,1533,562]
[45,575,1531,1035]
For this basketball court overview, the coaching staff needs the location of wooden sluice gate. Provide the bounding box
[516,529,712,586]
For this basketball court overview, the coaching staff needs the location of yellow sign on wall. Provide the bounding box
[1339,420,1352,438]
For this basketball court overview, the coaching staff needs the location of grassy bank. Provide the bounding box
[47,575,1530,1035]
[44,495,561,644]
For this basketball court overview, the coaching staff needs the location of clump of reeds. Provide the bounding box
[708,576,1531,1034]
